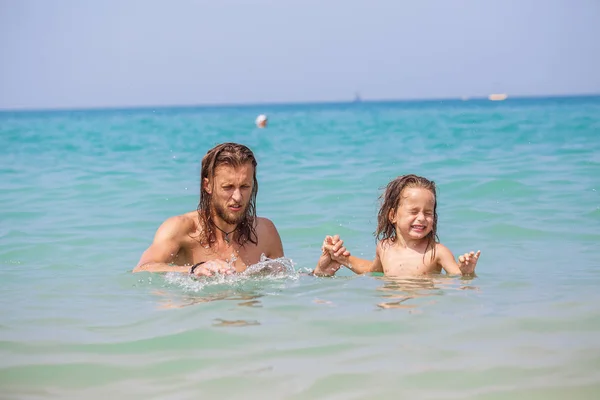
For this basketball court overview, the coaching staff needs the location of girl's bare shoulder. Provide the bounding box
[377,238,395,254]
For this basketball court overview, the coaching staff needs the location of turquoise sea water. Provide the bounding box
[1,96,600,399]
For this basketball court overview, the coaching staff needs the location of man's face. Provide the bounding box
[204,163,255,226]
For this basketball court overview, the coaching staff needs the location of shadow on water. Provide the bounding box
[153,288,266,310]
[373,274,480,310]
[148,256,299,316]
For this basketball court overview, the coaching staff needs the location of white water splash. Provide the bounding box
[163,255,298,292]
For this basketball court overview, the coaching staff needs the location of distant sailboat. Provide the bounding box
[353,92,362,103]
[488,93,508,101]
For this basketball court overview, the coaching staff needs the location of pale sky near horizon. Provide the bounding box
[1,0,599,110]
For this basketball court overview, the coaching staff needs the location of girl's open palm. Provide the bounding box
[458,250,481,275]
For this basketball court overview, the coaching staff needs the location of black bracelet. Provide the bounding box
[189,262,205,275]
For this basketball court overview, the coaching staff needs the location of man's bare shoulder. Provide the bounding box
[254,216,284,257]
[255,216,278,232]
[154,212,198,241]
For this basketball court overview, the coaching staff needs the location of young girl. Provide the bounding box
[315,174,480,277]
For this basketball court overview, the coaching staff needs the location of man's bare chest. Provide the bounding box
[183,239,265,272]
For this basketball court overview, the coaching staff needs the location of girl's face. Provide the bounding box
[390,187,435,240]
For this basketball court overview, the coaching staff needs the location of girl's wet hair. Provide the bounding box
[376,174,439,256]
[197,142,258,246]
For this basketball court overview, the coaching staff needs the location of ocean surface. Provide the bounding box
[1,96,599,399]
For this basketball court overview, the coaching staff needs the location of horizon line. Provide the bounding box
[1,91,599,113]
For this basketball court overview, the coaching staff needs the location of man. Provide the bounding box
[134,142,347,277]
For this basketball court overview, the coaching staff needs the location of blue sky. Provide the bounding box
[1,0,599,109]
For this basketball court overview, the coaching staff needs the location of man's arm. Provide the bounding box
[435,244,480,277]
[133,217,186,273]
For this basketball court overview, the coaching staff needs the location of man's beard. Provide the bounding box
[214,202,246,226]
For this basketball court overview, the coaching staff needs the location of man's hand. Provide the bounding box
[313,235,350,277]
[191,259,236,277]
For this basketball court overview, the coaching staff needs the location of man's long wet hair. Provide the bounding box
[197,143,258,247]
[376,174,439,260]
